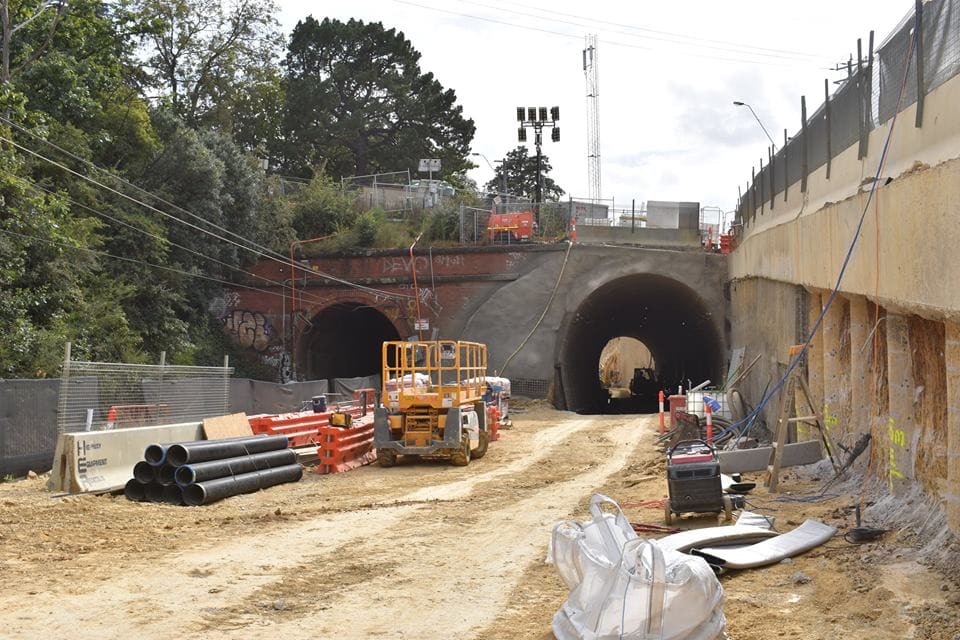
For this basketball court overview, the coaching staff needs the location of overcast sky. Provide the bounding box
[276,0,912,224]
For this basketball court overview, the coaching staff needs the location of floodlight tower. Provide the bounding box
[583,35,601,204]
[516,105,560,225]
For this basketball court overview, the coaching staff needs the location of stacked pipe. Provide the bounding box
[124,435,302,506]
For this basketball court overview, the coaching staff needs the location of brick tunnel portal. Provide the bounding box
[301,303,401,381]
[558,274,723,413]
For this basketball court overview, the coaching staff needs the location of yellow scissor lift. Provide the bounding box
[375,340,489,467]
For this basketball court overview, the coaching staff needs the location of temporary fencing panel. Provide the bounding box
[0,379,59,477]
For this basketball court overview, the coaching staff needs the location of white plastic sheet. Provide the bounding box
[547,494,726,640]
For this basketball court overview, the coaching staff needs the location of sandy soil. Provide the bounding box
[0,403,958,639]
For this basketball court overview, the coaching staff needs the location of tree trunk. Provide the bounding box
[1,1,11,85]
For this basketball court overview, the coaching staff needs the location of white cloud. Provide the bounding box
[277,0,913,213]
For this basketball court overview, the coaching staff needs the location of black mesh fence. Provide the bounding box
[738,0,960,228]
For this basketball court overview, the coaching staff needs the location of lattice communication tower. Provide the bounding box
[583,35,601,204]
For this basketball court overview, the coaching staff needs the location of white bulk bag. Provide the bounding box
[547,494,638,591]
[548,495,726,640]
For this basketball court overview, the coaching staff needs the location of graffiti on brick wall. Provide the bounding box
[380,254,465,275]
[223,310,272,351]
[261,345,293,382]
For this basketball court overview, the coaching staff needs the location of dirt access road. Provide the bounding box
[0,403,958,639]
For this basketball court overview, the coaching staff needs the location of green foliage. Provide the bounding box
[285,172,359,240]
[538,203,571,241]
[279,17,475,180]
[422,206,460,243]
[131,0,282,126]
[352,209,379,247]
[485,146,564,202]
[0,3,493,382]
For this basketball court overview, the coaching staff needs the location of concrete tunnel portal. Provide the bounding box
[558,274,723,413]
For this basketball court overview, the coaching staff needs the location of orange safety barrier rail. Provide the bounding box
[316,417,376,474]
[249,412,332,447]
[249,389,376,449]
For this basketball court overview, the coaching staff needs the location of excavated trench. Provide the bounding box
[302,303,400,380]
[557,274,723,413]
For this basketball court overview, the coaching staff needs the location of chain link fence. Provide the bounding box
[458,201,575,245]
[57,355,233,434]
[738,0,960,226]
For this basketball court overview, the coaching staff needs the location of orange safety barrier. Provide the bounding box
[249,390,377,448]
[487,405,501,442]
[316,418,376,475]
[249,412,328,447]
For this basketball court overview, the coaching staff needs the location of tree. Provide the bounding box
[0,0,67,84]
[278,17,475,180]
[132,0,281,126]
[484,146,564,203]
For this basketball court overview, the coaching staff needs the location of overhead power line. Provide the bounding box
[0,116,413,301]
[483,0,826,60]
[394,0,828,69]
[7,173,335,308]
[458,0,828,62]
[0,227,307,303]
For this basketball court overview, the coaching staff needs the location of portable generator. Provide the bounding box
[664,439,732,525]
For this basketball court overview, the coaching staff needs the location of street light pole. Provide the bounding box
[516,106,560,228]
[733,101,776,150]
[472,151,506,212]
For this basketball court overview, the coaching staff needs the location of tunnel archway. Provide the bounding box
[301,303,401,381]
[558,274,723,413]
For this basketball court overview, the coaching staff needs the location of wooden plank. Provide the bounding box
[766,373,798,492]
[202,412,252,440]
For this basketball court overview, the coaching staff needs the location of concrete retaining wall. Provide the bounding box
[575,226,701,248]
[729,73,960,532]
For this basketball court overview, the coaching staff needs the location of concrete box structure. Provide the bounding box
[647,201,700,230]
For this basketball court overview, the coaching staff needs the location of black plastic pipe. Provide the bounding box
[163,484,184,505]
[124,478,146,502]
[144,481,165,503]
[182,464,303,506]
[174,448,297,487]
[133,461,156,483]
[157,464,176,485]
[143,443,170,465]
[166,435,289,467]
[144,435,257,466]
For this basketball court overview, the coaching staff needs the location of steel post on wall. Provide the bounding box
[800,96,808,193]
[57,342,71,435]
[915,0,925,128]
[824,79,832,180]
[223,355,230,415]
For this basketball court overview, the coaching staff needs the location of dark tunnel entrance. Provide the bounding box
[302,303,400,381]
[558,274,723,414]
